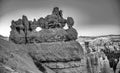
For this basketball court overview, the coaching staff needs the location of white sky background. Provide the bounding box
[0,0,120,37]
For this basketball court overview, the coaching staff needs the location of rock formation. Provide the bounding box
[9,7,77,44]
[3,7,119,73]
[0,7,85,73]
[9,20,25,44]
[78,35,120,73]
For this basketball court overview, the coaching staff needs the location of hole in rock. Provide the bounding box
[63,24,68,29]
[35,27,42,32]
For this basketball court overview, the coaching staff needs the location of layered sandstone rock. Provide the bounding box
[0,7,85,73]
[0,38,84,73]
[27,41,84,73]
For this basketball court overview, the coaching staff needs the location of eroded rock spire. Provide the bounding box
[9,7,78,44]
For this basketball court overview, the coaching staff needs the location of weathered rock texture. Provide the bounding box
[1,7,85,73]
[3,7,120,73]
[0,38,84,73]
[0,38,43,73]
[27,41,84,73]
[9,7,78,44]
[28,41,83,62]
[27,28,68,43]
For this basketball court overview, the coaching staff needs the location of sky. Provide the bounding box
[0,0,120,37]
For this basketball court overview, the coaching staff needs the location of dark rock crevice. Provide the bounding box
[39,58,81,63]
[33,60,47,73]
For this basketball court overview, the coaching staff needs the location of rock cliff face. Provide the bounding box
[0,38,85,73]
[27,41,84,73]
[0,7,85,73]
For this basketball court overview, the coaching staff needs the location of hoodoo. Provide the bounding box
[0,7,84,73]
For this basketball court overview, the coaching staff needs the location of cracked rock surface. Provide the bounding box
[0,38,84,73]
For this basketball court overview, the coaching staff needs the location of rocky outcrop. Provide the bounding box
[1,7,85,73]
[3,6,119,73]
[28,41,83,62]
[0,38,84,73]
[27,41,84,73]
[9,7,78,44]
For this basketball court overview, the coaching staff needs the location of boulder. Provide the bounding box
[66,27,78,41]
[66,17,74,28]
